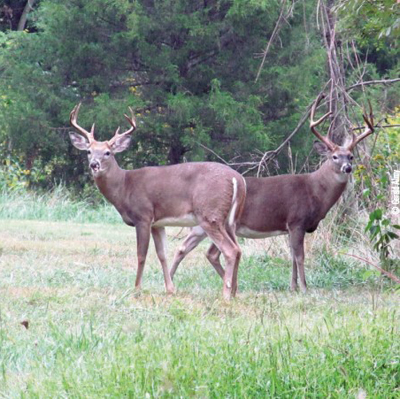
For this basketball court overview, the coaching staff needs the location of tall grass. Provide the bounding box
[1,302,398,398]
[0,186,120,223]
[0,189,398,397]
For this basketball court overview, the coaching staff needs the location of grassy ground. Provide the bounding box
[0,215,398,398]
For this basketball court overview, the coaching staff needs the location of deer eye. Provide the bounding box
[87,150,91,155]
[105,151,111,156]
[332,154,338,160]
[349,154,354,161]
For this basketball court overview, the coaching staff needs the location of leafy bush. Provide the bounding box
[0,158,37,191]
[354,112,400,270]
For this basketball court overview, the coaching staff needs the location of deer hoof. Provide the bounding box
[223,290,232,302]
[166,286,176,295]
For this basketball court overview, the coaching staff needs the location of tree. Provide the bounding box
[0,0,39,32]
[0,0,397,191]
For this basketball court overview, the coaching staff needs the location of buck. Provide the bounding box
[68,104,246,300]
[169,94,374,293]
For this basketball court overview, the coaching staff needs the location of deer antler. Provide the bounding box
[108,107,137,146]
[347,100,374,151]
[70,103,95,143]
[310,93,335,151]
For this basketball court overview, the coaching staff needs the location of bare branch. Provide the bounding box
[352,124,400,131]
[340,252,400,285]
[195,141,229,165]
[255,0,292,83]
[346,78,400,91]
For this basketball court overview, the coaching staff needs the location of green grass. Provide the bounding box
[0,216,398,398]
[0,187,120,223]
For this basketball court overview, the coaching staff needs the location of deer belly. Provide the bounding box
[236,226,287,239]
[152,214,198,227]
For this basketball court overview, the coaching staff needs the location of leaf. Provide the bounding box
[369,225,380,238]
[380,175,388,184]
[362,188,370,197]
[365,220,373,232]
[362,270,379,280]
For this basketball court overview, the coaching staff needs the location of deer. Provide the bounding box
[68,104,246,300]
[169,94,374,294]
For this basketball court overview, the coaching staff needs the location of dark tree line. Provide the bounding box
[0,0,398,190]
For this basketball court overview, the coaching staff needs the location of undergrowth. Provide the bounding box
[0,186,120,223]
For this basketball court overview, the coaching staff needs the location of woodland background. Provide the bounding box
[0,1,398,181]
[0,1,399,260]
[0,2,399,396]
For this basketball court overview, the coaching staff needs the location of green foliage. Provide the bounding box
[0,158,35,191]
[335,0,400,46]
[335,0,399,73]
[354,111,400,269]
[0,0,328,187]
[365,209,400,266]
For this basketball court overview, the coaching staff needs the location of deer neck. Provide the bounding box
[93,158,126,207]
[311,160,349,214]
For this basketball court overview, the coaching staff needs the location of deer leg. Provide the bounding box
[135,223,151,291]
[226,223,240,296]
[291,255,299,292]
[288,228,306,293]
[151,227,175,294]
[170,226,207,280]
[202,225,241,301]
[289,244,299,291]
[205,243,225,278]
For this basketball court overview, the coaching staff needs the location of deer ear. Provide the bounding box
[313,140,330,156]
[110,135,132,153]
[69,132,89,151]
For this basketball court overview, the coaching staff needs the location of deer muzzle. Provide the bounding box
[90,160,101,173]
[341,163,352,174]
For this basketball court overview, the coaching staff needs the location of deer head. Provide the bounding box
[69,103,136,176]
[310,94,374,178]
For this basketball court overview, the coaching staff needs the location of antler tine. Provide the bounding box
[108,107,136,146]
[348,100,375,151]
[310,93,335,151]
[123,107,137,132]
[70,103,95,142]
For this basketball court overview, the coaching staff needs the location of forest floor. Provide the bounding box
[0,219,398,398]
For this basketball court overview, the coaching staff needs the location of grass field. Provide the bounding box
[0,198,399,397]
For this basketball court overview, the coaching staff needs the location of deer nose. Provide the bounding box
[344,164,352,174]
[90,160,100,170]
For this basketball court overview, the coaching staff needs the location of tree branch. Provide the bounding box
[195,141,229,165]
[346,78,400,91]
[340,252,400,285]
[352,124,400,131]
[255,0,292,83]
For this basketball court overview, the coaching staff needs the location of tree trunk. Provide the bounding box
[17,0,37,31]
[319,0,357,217]
[320,0,349,145]
[167,138,187,165]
